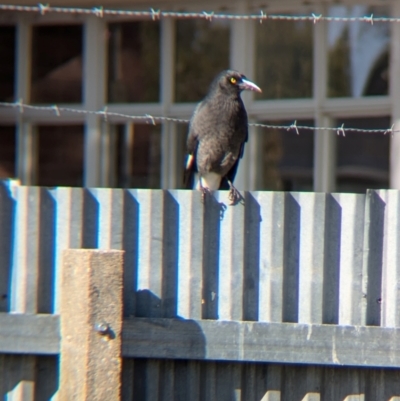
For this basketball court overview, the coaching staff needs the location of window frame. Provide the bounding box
[0,1,396,190]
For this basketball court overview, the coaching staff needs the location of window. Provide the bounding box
[113,124,161,189]
[0,26,15,102]
[31,25,83,103]
[0,4,397,192]
[107,21,160,103]
[336,116,390,193]
[175,19,230,102]
[37,125,84,187]
[328,5,389,98]
[0,126,15,179]
[255,19,313,100]
[258,120,314,191]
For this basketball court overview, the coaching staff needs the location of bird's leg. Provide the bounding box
[227,180,244,205]
[199,177,211,203]
[200,185,211,203]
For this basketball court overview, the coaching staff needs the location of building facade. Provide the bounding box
[0,0,397,192]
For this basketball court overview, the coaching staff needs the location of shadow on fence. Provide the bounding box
[1,183,400,399]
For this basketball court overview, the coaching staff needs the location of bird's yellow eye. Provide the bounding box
[230,77,237,84]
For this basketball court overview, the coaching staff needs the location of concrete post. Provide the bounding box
[59,249,124,401]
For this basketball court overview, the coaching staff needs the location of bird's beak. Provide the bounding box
[239,78,262,93]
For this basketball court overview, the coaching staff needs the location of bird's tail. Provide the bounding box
[183,153,196,189]
[183,168,195,189]
[219,178,230,190]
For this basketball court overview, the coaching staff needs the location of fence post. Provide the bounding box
[59,249,124,401]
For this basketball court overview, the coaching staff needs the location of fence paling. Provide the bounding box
[2,184,400,399]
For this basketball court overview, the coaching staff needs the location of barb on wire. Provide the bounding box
[93,6,104,18]
[312,13,322,24]
[0,4,397,24]
[384,124,395,136]
[38,3,49,15]
[145,114,156,125]
[337,123,346,137]
[259,10,267,24]
[0,101,398,136]
[366,13,374,25]
[150,8,161,20]
[287,120,300,135]
[203,11,214,21]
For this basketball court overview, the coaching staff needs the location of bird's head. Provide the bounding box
[214,70,262,96]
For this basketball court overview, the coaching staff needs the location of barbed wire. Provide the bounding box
[0,100,189,124]
[0,101,397,137]
[0,3,397,24]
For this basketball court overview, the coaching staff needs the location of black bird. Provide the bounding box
[183,70,261,203]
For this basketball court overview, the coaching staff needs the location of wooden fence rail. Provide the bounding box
[1,181,400,399]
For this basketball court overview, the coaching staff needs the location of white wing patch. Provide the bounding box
[186,154,194,169]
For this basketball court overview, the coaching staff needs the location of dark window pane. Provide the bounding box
[38,125,83,186]
[0,26,15,102]
[0,126,15,178]
[107,21,160,103]
[260,120,314,191]
[336,116,390,192]
[175,20,230,102]
[115,124,161,188]
[255,20,313,99]
[31,25,83,103]
[328,5,389,98]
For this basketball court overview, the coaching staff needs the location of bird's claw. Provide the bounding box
[200,186,212,203]
[228,186,244,205]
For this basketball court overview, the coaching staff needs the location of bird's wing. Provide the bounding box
[219,116,248,189]
[183,106,202,189]
[183,141,198,189]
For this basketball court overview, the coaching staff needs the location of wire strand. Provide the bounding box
[0,101,396,136]
[0,4,397,24]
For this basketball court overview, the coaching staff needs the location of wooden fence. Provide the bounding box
[1,181,400,400]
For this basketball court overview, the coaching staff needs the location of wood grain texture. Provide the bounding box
[123,317,400,368]
[0,313,59,354]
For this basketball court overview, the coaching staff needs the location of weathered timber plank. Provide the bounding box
[4,314,400,369]
[122,318,400,367]
[0,313,59,354]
